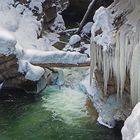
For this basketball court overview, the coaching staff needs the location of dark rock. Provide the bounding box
[62,0,114,27]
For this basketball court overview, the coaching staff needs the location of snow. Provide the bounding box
[133,133,140,140]
[29,0,45,14]
[0,0,14,11]
[69,35,81,46]
[122,102,140,140]
[0,7,19,32]
[15,4,26,14]
[18,60,45,81]
[91,6,114,51]
[0,27,16,55]
[23,49,89,64]
[45,32,60,46]
[49,13,66,32]
[63,34,82,52]
[81,22,93,36]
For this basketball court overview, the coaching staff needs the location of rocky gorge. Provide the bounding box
[0,0,140,140]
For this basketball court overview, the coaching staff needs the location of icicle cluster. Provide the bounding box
[90,0,140,106]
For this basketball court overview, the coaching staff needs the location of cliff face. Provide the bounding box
[90,0,140,106]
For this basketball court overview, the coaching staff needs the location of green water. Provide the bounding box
[0,86,122,140]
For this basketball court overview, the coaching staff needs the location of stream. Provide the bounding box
[0,68,122,140]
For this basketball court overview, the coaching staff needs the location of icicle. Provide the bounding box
[90,38,96,84]
[103,52,108,95]
[114,31,120,99]
[130,43,139,106]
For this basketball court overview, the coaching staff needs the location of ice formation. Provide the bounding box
[90,0,140,106]
[80,73,130,129]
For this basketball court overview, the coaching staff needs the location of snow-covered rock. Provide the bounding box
[122,102,140,140]
[18,60,45,81]
[49,13,66,32]
[81,22,93,37]
[91,6,114,51]
[69,34,81,46]
[133,133,140,140]
[29,0,45,14]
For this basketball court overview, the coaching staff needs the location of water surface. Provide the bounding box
[0,86,122,140]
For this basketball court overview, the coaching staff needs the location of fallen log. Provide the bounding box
[32,61,90,68]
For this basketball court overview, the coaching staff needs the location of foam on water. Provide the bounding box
[42,86,95,126]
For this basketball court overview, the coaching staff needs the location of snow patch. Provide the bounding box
[18,60,45,81]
